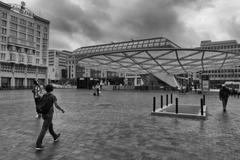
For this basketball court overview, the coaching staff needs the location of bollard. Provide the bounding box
[200,98,203,115]
[175,98,178,114]
[171,94,173,104]
[203,95,205,106]
[153,97,156,112]
[166,94,168,106]
[161,95,163,108]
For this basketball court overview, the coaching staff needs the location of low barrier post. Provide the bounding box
[166,94,168,106]
[153,97,156,112]
[161,95,163,108]
[176,98,178,114]
[200,98,203,115]
[203,95,205,105]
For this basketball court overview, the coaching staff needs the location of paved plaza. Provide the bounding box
[1,89,240,160]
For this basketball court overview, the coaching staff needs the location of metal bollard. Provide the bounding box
[176,98,178,114]
[171,93,173,104]
[153,97,156,112]
[161,95,163,108]
[203,95,205,105]
[200,98,203,115]
[166,94,168,106]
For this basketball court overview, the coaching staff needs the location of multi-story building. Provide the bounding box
[67,55,76,79]
[197,40,240,88]
[0,1,49,89]
[48,50,72,82]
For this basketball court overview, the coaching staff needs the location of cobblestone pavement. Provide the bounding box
[1,89,240,160]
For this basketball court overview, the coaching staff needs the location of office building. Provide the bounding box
[198,40,240,88]
[48,50,72,82]
[0,1,49,88]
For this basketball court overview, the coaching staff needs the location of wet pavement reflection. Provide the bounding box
[0,89,240,159]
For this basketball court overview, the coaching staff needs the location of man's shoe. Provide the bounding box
[35,146,44,151]
[54,133,61,142]
[223,109,226,112]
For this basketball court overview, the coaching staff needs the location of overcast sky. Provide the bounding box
[3,0,240,51]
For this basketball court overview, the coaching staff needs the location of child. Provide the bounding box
[35,84,65,150]
[32,80,43,118]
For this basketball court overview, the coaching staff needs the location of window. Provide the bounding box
[37,24,40,30]
[2,20,7,27]
[36,31,40,37]
[1,28,7,35]
[43,26,48,32]
[36,44,40,50]
[10,22,17,30]
[43,33,48,39]
[36,58,40,64]
[2,12,7,19]
[10,30,17,37]
[28,28,34,35]
[1,45,6,51]
[36,51,40,57]
[19,33,26,39]
[28,22,34,27]
[1,36,6,43]
[0,53,5,60]
[19,54,24,62]
[36,38,40,43]
[43,39,48,44]
[10,53,16,61]
[11,16,18,22]
[19,19,26,25]
[19,26,26,32]
[42,45,47,51]
[42,58,46,65]
[27,56,32,63]
[27,35,34,42]
[42,51,47,57]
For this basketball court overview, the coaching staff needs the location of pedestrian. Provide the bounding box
[35,84,65,150]
[32,79,42,119]
[95,82,101,96]
[219,84,230,112]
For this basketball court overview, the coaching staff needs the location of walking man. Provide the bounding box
[36,84,65,150]
[32,80,42,118]
[219,84,230,112]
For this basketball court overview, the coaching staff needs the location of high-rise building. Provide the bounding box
[198,40,240,88]
[0,1,50,89]
[48,50,72,82]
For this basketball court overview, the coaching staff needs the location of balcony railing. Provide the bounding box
[8,37,35,48]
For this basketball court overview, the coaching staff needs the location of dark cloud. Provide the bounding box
[31,0,215,50]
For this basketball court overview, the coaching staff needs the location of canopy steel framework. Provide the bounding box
[73,37,240,87]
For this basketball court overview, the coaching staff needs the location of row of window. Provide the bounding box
[9,28,48,40]
[203,69,240,73]
[0,52,40,64]
[201,45,240,50]
[208,74,240,78]
[10,15,48,32]
[0,63,46,74]
[0,42,48,55]
[8,45,35,54]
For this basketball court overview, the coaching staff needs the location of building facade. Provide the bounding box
[198,40,240,88]
[0,1,49,89]
[48,50,72,82]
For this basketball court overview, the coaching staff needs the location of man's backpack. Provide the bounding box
[37,93,54,114]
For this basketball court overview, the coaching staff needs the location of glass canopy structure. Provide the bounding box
[73,37,240,87]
